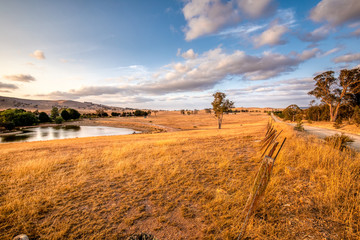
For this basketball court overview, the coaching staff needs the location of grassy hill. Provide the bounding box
[0,96,126,112]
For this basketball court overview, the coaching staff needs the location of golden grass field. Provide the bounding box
[1,111,359,239]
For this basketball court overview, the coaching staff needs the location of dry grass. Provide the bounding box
[1,112,359,239]
[89,110,256,131]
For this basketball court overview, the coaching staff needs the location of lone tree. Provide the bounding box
[308,68,360,122]
[211,92,234,129]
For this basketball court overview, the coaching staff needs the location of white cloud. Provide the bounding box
[183,0,240,41]
[237,0,275,18]
[310,0,360,26]
[181,49,198,59]
[3,74,36,82]
[218,23,266,37]
[40,47,319,100]
[297,48,321,61]
[253,22,288,47]
[299,25,331,42]
[321,47,341,57]
[30,50,45,60]
[333,53,360,63]
[181,0,279,40]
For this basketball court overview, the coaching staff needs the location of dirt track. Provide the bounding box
[271,113,360,151]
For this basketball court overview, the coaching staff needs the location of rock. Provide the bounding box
[13,234,29,240]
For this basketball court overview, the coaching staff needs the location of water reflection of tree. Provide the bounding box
[1,134,31,143]
[63,125,81,131]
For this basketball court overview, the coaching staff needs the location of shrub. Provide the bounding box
[54,116,64,124]
[0,109,38,128]
[39,112,51,123]
[333,118,342,129]
[51,107,60,119]
[294,120,304,132]
[61,109,71,121]
[324,133,354,150]
[68,108,81,119]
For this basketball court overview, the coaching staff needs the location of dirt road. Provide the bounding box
[271,113,360,151]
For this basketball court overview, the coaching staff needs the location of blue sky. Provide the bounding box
[1,0,360,109]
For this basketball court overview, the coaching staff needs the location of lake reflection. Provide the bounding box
[1,125,140,143]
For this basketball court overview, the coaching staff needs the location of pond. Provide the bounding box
[0,125,141,143]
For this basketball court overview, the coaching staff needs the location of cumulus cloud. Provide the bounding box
[182,0,279,41]
[299,25,331,42]
[183,0,240,41]
[40,47,319,100]
[237,0,275,18]
[0,82,18,90]
[181,49,198,59]
[333,53,360,63]
[310,0,360,26]
[253,21,288,47]
[30,50,45,60]
[3,74,36,82]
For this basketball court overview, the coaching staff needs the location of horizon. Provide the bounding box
[1,0,360,110]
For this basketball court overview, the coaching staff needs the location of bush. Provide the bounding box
[324,133,354,151]
[333,118,342,129]
[61,109,71,121]
[54,116,64,124]
[51,107,59,119]
[0,109,38,129]
[294,120,304,132]
[39,112,51,123]
[134,110,148,117]
[68,108,81,119]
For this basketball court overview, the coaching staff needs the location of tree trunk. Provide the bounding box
[329,104,335,122]
[333,103,341,122]
[218,115,222,129]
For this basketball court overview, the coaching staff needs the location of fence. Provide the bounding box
[237,121,286,240]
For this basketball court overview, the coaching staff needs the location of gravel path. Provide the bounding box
[271,113,360,151]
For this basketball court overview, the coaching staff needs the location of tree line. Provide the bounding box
[274,68,360,126]
[0,107,153,131]
[0,107,81,130]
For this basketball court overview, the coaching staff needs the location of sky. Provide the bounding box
[0,0,360,110]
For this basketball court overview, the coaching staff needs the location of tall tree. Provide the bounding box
[308,68,360,122]
[211,92,234,129]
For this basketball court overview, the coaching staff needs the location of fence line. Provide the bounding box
[237,121,286,240]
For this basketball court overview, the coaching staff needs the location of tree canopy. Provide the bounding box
[308,68,360,121]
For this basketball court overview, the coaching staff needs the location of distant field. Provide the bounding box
[1,112,359,239]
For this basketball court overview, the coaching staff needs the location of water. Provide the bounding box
[0,125,140,143]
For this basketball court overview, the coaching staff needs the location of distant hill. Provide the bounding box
[0,96,129,112]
